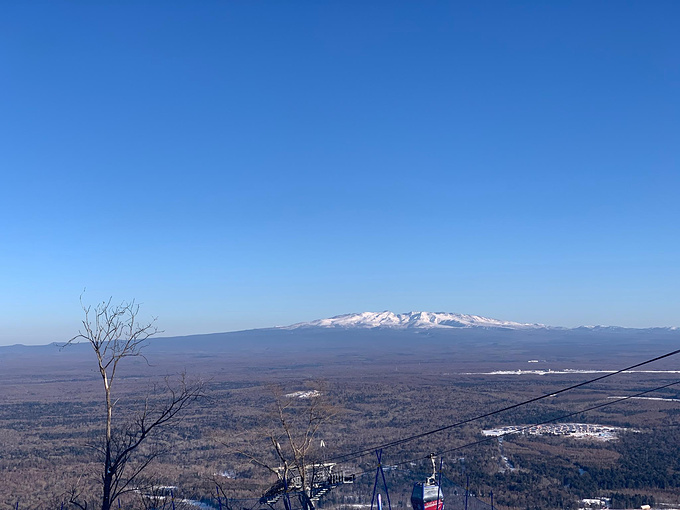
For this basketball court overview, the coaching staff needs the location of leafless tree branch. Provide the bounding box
[64,296,203,510]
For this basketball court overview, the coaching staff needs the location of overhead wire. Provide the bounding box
[345,377,680,479]
[401,378,680,468]
[329,347,680,464]
[226,349,680,509]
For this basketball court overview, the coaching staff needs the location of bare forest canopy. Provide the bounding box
[1,326,680,509]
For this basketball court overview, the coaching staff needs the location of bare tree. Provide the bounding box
[234,383,339,510]
[66,297,203,510]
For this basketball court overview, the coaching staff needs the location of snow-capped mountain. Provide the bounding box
[284,311,547,330]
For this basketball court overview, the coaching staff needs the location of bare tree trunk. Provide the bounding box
[66,297,203,509]
[102,362,113,510]
[102,462,113,510]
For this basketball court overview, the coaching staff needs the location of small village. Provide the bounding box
[482,423,630,441]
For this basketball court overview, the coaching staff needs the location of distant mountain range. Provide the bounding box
[282,311,680,332]
[2,310,680,376]
[1,312,677,357]
[284,311,547,330]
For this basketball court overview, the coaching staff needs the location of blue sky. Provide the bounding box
[1,2,678,345]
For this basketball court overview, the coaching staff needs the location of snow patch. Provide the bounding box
[285,390,322,399]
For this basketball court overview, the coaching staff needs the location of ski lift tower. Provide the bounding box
[260,462,355,510]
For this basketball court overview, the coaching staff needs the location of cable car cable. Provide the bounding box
[341,377,680,482]
[329,347,680,464]
[392,377,680,469]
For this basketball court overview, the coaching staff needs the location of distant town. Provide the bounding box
[482,422,632,441]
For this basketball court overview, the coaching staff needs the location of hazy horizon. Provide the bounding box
[4,309,680,347]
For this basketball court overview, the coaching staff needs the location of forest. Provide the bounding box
[1,323,680,510]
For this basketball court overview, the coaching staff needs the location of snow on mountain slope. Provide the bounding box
[284,311,547,330]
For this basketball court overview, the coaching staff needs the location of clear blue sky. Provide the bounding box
[1,2,678,345]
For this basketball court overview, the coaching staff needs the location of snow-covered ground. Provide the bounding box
[285,390,321,399]
[463,369,680,375]
[482,423,632,441]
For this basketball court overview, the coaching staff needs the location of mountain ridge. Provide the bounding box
[3,312,678,349]
[283,311,548,331]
